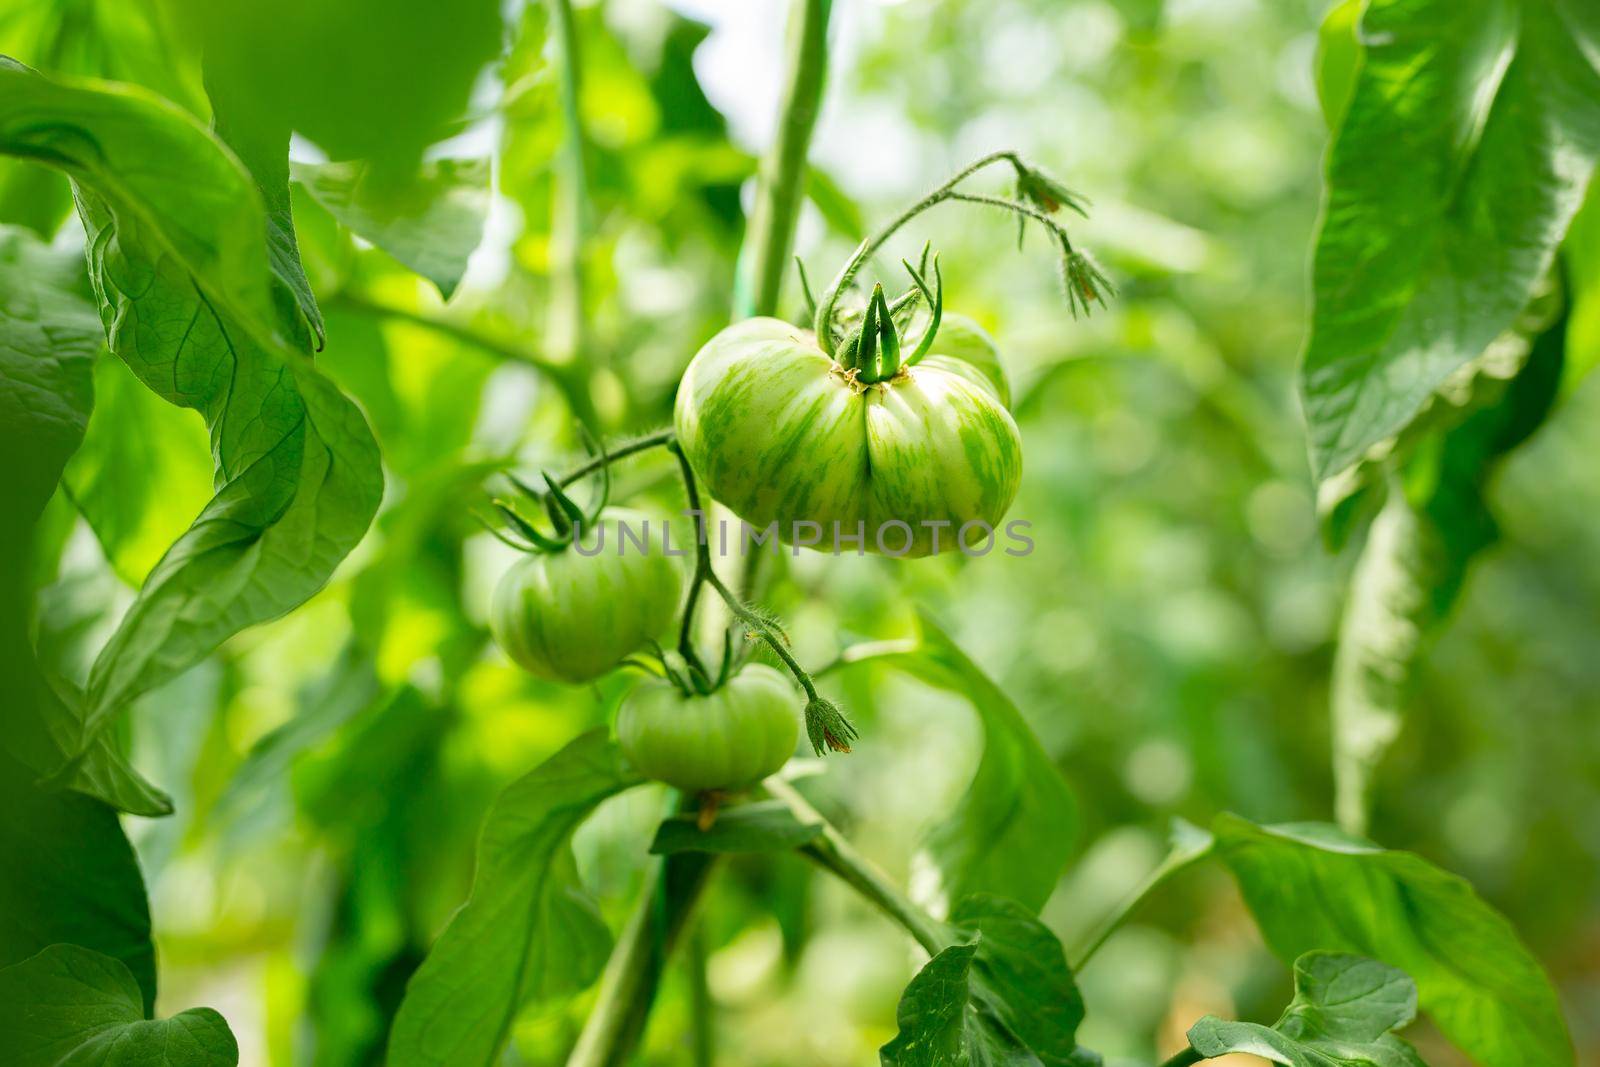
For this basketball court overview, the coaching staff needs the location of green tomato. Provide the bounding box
[926,312,1010,408]
[489,509,683,683]
[674,317,1021,557]
[615,664,799,792]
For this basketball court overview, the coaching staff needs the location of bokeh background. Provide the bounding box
[6,0,1598,1063]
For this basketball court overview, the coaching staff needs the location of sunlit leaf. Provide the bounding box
[62,355,212,587]
[0,60,383,763]
[0,753,156,1014]
[1214,814,1573,1067]
[650,799,823,855]
[1330,301,1565,831]
[388,729,642,1067]
[1188,951,1426,1066]
[0,944,236,1066]
[294,158,491,300]
[1300,0,1600,481]
[881,894,1097,1067]
[855,612,1077,914]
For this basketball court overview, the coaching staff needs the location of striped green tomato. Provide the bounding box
[615,664,799,792]
[674,316,1021,556]
[923,312,1010,408]
[489,509,683,683]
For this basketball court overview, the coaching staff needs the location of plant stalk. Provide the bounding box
[565,851,719,1067]
[767,778,949,955]
[812,150,1026,351]
[735,0,834,320]
[548,0,590,369]
[1159,1047,1204,1067]
[687,922,715,1067]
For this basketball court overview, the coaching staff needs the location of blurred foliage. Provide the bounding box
[2,0,1597,1065]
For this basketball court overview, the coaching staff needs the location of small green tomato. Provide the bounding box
[615,664,800,792]
[489,509,683,684]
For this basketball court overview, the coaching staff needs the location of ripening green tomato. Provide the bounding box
[925,312,1010,408]
[674,317,1021,557]
[615,664,799,792]
[489,510,683,684]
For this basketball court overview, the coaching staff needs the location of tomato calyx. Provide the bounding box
[832,248,944,386]
[478,426,613,555]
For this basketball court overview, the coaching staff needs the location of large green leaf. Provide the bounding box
[0,61,383,763]
[881,894,1096,1066]
[0,224,172,814]
[0,944,237,1066]
[62,354,212,587]
[1187,952,1425,1066]
[0,752,155,1014]
[1566,180,1600,388]
[848,612,1077,914]
[202,40,325,348]
[0,224,96,517]
[650,799,823,855]
[1214,815,1572,1067]
[1301,0,1600,481]
[387,729,641,1067]
[1330,301,1565,832]
[293,158,491,300]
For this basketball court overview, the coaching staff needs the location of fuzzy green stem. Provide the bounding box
[551,428,676,489]
[1159,1048,1204,1067]
[668,440,716,682]
[767,778,949,955]
[735,0,833,319]
[706,569,810,698]
[812,150,1027,352]
[547,0,590,369]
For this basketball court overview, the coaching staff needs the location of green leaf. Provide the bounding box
[862,611,1077,914]
[62,354,213,587]
[650,799,823,855]
[0,224,97,518]
[203,45,326,348]
[178,0,502,171]
[1187,951,1426,1066]
[1214,814,1573,1067]
[0,224,171,815]
[0,944,237,1066]
[293,158,491,300]
[0,752,156,1015]
[1314,0,1363,129]
[387,729,643,1067]
[1565,178,1600,389]
[1331,301,1565,833]
[881,894,1096,1067]
[0,61,384,763]
[1300,0,1600,482]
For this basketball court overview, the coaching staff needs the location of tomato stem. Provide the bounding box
[565,850,719,1067]
[766,778,950,955]
[547,0,590,370]
[811,150,1106,351]
[551,427,676,488]
[668,440,719,686]
[734,0,834,319]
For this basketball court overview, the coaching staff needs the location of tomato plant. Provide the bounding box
[3,1,1598,1066]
